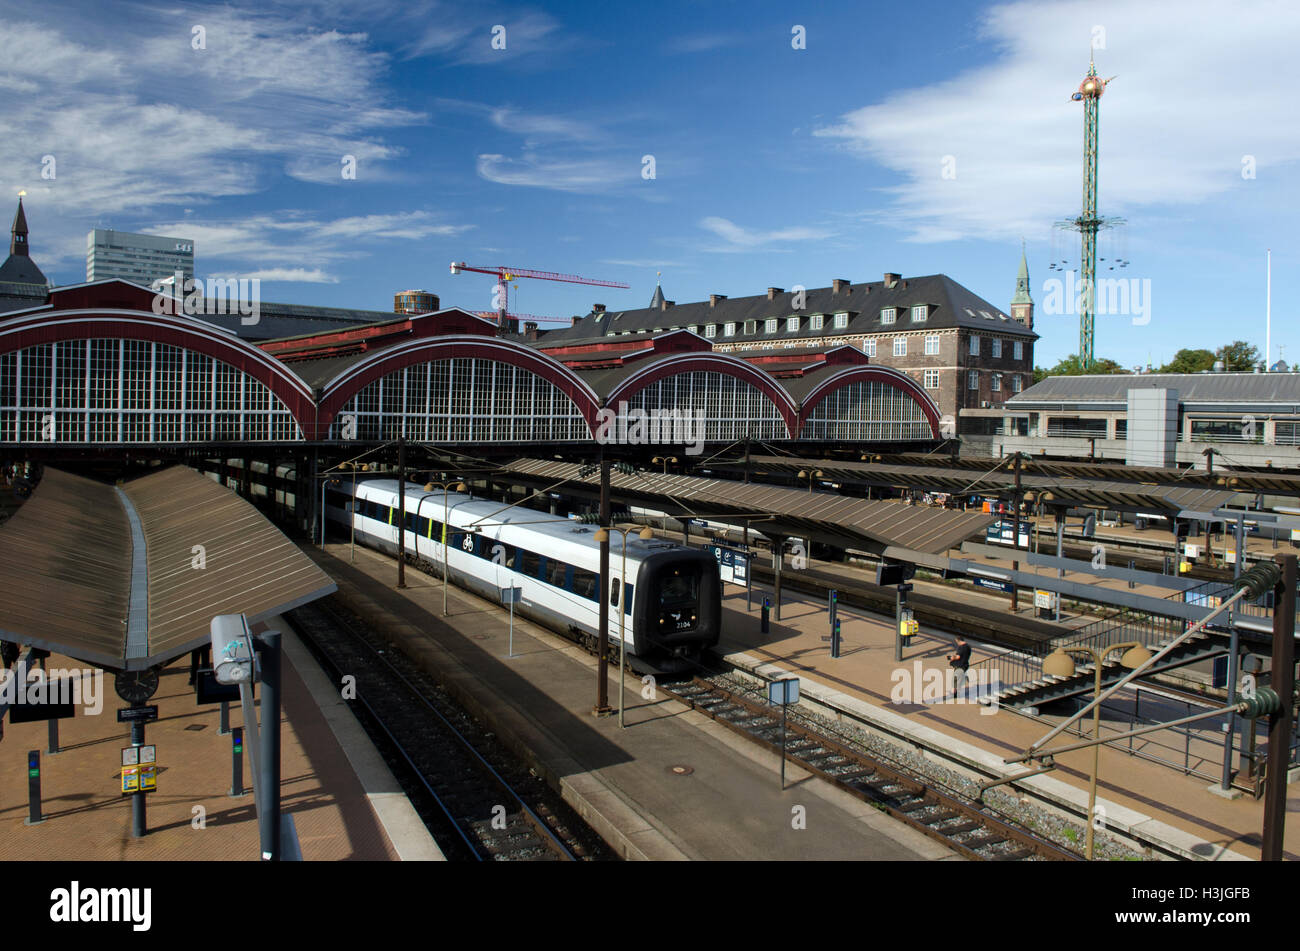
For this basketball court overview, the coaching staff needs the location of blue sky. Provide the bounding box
[3,0,1297,369]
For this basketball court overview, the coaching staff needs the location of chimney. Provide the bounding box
[767,287,784,300]
[663,300,675,309]
[524,321,539,341]
[832,278,850,295]
[709,294,727,307]
[593,303,606,314]
[883,272,901,288]
[571,316,583,327]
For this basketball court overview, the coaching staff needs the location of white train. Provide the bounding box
[326,480,721,669]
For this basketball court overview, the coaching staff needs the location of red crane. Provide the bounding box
[449,262,630,335]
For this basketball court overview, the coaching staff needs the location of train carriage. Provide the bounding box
[325,479,721,668]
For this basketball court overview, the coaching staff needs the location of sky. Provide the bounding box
[2,0,1297,370]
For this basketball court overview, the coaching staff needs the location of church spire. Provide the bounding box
[10,192,29,257]
[1010,241,1033,329]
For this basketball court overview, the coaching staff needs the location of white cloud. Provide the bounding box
[814,0,1300,243]
[477,153,632,192]
[698,216,834,251]
[215,268,341,284]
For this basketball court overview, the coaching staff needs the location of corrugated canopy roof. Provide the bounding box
[719,455,1241,515]
[499,458,996,555]
[0,466,336,670]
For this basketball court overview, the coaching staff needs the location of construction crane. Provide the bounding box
[449,262,630,336]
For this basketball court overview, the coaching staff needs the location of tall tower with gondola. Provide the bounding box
[1069,54,1115,370]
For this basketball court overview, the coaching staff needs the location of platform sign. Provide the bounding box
[706,544,750,585]
[973,577,1014,594]
[985,519,1031,547]
[8,673,78,724]
[138,765,157,792]
[733,552,749,585]
[499,586,523,604]
[1034,590,1056,610]
[768,678,799,706]
[121,766,139,794]
[116,705,158,723]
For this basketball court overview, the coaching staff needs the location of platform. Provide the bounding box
[309,543,957,861]
[0,618,440,861]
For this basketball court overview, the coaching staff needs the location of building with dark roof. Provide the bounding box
[538,264,1036,429]
[988,371,1300,468]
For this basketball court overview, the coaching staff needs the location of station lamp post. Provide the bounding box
[651,456,678,475]
[1040,640,1153,859]
[424,480,467,616]
[339,462,370,564]
[797,469,824,493]
[593,523,655,727]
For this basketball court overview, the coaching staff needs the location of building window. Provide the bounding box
[924,369,940,389]
[911,305,927,322]
[724,322,736,336]
[969,335,980,356]
[992,373,1002,393]
[704,324,716,338]
[1012,374,1023,393]
[786,316,800,332]
[810,314,824,330]
[924,335,940,355]
[743,320,756,334]
[687,325,698,335]
[1013,341,1023,360]
[765,318,778,334]
[893,337,907,357]
[991,338,1002,358]
[880,308,896,324]
[864,339,877,357]
[967,370,979,390]
[834,312,848,329]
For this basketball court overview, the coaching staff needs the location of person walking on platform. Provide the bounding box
[947,636,971,699]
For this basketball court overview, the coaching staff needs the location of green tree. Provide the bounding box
[1159,348,1216,373]
[1216,340,1261,371]
[1043,353,1129,376]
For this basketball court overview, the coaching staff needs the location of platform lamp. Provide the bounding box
[797,468,824,493]
[1041,641,1153,859]
[425,480,467,616]
[651,456,678,475]
[593,524,655,727]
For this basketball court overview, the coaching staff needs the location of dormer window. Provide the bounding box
[833,312,849,329]
[911,305,928,322]
[687,325,698,335]
[744,319,757,334]
[880,308,896,324]
[704,324,717,338]
[786,316,800,332]
[810,314,824,330]
[724,322,736,336]
[765,318,778,333]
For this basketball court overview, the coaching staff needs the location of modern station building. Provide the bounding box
[541,256,1036,430]
[984,373,1300,469]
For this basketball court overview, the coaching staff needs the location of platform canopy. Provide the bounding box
[715,455,1241,517]
[499,458,996,555]
[0,466,336,670]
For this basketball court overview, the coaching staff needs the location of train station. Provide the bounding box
[0,185,1297,869]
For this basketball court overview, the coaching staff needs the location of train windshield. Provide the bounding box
[659,568,700,605]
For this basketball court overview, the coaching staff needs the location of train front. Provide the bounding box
[633,549,721,668]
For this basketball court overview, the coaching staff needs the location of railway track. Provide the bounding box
[660,676,1079,861]
[286,599,610,862]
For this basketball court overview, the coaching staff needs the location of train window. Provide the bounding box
[416,516,431,537]
[547,559,569,588]
[623,582,634,614]
[660,571,699,605]
[429,519,444,541]
[520,551,541,578]
[405,512,419,533]
[572,569,598,601]
[610,578,620,607]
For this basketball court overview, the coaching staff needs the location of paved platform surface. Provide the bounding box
[310,543,956,861]
[0,617,438,861]
[713,558,1300,862]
